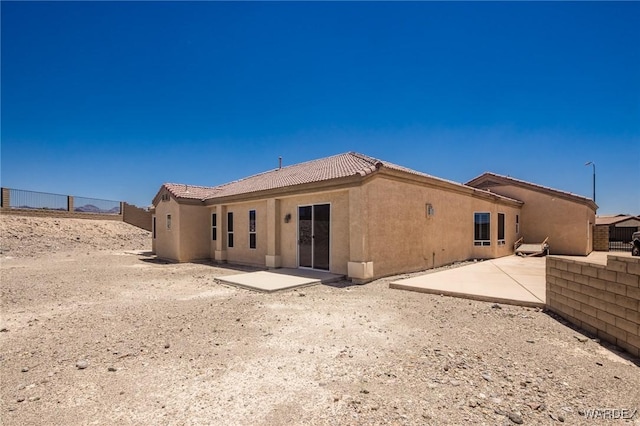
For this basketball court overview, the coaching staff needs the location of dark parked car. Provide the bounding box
[632,231,640,256]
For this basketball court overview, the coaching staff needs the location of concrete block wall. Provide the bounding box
[546,255,640,357]
[1,188,9,208]
[1,207,123,221]
[123,202,152,231]
[1,188,150,228]
[593,225,609,251]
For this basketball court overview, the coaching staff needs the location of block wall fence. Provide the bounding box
[122,202,152,231]
[593,225,609,252]
[1,187,151,231]
[546,255,640,357]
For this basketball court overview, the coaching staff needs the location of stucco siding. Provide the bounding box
[278,190,350,275]
[222,201,268,267]
[364,176,521,278]
[485,184,595,255]
[177,204,210,261]
[153,197,181,261]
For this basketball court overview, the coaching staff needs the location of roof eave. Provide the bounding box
[202,174,366,205]
[467,173,597,211]
[378,167,524,207]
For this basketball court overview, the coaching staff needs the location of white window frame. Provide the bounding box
[474,212,491,246]
[249,210,256,249]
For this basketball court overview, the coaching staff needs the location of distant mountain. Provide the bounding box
[75,204,121,214]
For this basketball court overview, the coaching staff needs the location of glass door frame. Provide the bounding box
[296,203,331,271]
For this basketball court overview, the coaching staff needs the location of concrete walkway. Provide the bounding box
[216,268,344,293]
[390,256,546,307]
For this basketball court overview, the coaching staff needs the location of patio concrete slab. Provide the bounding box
[390,256,546,307]
[216,268,344,293]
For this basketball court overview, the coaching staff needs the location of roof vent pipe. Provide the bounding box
[278,156,282,170]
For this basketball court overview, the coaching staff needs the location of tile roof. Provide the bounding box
[163,152,422,201]
[213,152,384,198]
[162,183,220,201]
[466,172,597,208]
[159,152,521,204]
[596,215,640,226]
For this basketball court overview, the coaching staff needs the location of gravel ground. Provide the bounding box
[1,214,639,425]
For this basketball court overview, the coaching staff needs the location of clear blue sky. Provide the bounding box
[2,2,638,214]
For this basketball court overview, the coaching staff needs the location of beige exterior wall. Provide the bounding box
[484,184,595,255]
[210,201,268,267]
[278,190,351,275]
[178,203,210,261]
[363,176,521,278]
[152,196,181,261]
[152,193,209,262]
[197,190,351,274]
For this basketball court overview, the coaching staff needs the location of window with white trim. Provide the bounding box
[249,210,256,249]
[227,212,234,248]
[212,213,217,241]
[498,213,505,245]
[474,212,490,246]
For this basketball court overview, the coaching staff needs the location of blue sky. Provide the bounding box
[2,2,638,213]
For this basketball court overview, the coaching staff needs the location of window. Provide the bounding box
[211,213,217,241]
[249,210,256,249]
[516,214,520,234]
[152,217,156,239]
[474,212,490,246]
[498,213,505,245]
[166,214,172,230]
[227,212,234,248]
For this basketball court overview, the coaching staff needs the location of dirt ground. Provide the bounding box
[1,215,639,425]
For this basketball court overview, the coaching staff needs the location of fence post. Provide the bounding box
[67,196,74,212]
[1,188,9,208]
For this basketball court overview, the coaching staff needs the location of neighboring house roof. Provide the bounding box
[466,172,598,210]
[154,152,523,205]
[596,215,640,226]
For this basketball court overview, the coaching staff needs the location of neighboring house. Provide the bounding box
[596,214,640,246]
[466,173,597,256]
[151,152,596,283]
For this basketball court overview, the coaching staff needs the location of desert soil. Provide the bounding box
[1,214,639,425]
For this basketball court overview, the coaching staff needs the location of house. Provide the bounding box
[595,214,640,249]
[466,173,597,256]
[151,152,597,283]
[596,214,640,230]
